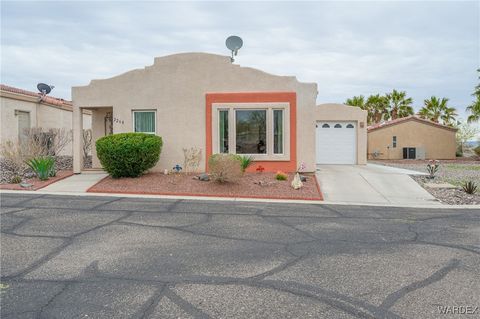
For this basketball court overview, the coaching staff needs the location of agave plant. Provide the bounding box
[49,161,57,177]
[462,181,477,194]
[426,160,440,179]
[235,155,254,172]
[25,156,55,181]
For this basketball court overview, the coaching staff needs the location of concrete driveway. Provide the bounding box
[316,164,439,205]
[1,193,479,319]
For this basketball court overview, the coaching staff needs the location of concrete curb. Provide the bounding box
[1,189,479,209]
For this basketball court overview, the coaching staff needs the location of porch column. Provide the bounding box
[73,105,84,174]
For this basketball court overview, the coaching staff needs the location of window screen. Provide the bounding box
[273,110,283,154]
[133,111,156,134]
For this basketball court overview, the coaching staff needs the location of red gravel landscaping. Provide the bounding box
[0,170,74,191]
[88,172,323,200]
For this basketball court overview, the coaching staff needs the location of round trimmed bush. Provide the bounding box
[96,133,163,178]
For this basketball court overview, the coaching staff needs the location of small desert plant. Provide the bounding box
[208,154,243,183]
[426,160,440,179]
[10,175,22,184]
[96,133,163,178]
[82,129,92,164]
[49,163,56,177]
[1,140,26,178]
[25,156,55,181]
[275,171,288,181]
[235,155,254,172]
[296,161,306,173]
[183,147,202,173]
[22,127,72,158]
[462,181,477,194]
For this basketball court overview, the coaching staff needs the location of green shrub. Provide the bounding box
[208,154,243,183]
[234,155,254,172]
[462,181,477,194]
[96,133,163,178]
[26,156,55,181]
[275,171,288,181]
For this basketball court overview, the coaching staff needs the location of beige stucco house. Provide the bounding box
[0,84,92,156]
[367,116,457,160]
[72,53,367,173]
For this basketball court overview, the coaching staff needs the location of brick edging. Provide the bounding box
[0,171,74,191]
[86,174,324,201]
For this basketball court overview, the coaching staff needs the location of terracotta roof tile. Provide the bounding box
[367,115,457,132]
[0,84,73,108]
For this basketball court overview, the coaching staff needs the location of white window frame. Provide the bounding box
[218,109,229,153]
[132,110,157,134]
[212,103,290,161]
[272,109,285,155]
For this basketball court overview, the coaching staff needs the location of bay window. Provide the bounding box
[213,103,289,160]
[235,110,267,154]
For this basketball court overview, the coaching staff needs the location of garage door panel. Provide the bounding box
[316,122,356,164]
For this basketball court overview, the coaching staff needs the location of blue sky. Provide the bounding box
[1,0,479,124]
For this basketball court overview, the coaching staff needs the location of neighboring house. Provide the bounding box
[0,84,92,156]
[72,53,367,173]
[367,115,457,160]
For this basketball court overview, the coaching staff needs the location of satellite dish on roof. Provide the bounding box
[226,35,243,62]
[37,83,54,95]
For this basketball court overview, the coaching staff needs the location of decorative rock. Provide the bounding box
[300,175,307,182]
[254,180,274,187]
[24,172,36,179]
[20,182,33,188]
[291,173,303,190]
[198,173,210,181]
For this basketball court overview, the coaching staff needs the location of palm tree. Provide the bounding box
[345,95,373,124]
[417,107,430,119]
[441,107,458,126]
[466,100,480,123]
[420,96,457,125]
[467,69,480,123]
[385,90,414,120]
[345,96,366,109]
[365,94,389,124]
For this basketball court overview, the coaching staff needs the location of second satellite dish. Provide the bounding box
[37,83,54,95]
[226,35,243,62]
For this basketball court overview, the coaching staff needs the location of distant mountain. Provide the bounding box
[465,141,479,148]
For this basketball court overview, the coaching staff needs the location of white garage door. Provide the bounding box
[316,122,357,164]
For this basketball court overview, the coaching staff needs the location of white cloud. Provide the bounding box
[1,0,478,126]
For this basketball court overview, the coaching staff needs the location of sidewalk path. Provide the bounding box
[40,173,107,193]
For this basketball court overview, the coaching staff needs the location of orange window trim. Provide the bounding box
[206,92,297,173]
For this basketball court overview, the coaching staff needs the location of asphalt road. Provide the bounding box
[1,193,479,319]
